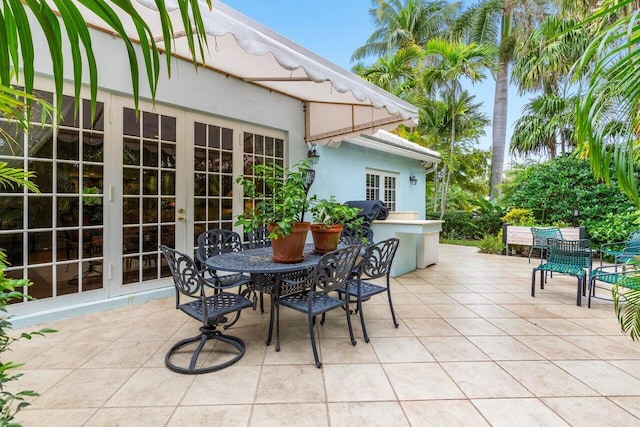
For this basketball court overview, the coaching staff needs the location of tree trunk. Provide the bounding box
[432,165,439,212]
[440,90,457,219]
[490,58,509,200]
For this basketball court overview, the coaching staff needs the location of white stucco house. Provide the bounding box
[0,0,440,327]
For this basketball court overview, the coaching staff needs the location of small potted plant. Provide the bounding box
[310,196,362,253]
[235,160,312,263]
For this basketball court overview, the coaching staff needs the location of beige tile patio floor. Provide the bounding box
[10,244,640,426]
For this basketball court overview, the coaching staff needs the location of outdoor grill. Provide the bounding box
[345,200,389,225]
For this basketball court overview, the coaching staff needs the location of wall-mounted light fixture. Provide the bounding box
[409,174,418,185]
[307,145,320,164]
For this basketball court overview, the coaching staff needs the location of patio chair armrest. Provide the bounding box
[199,268,251,290]
[600,241,626,252]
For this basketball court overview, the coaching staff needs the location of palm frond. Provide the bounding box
[613,276,640,341]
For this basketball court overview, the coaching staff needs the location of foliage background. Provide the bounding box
[501,155,636,230]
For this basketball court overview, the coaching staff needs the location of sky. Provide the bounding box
[222,0,528,153]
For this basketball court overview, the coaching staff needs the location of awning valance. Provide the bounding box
[74,0,419,143]
[342,130,441,168]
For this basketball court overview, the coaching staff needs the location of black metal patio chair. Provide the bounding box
[246,226,271,313]
[273,245,361,368]
[335,237,400,343]
[532,238,593,306]
[339,224,374,246]
[159,245,253,374]
[246,225,271,249]
[196,229,253,327]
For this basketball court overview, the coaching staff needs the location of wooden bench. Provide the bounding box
[502,225,585,256]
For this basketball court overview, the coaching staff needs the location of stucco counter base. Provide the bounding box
[370,219,443,277]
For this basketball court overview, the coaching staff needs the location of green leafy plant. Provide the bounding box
[502,156,635,225]
[0,165,55,425]
[310,197,362,229]
[587,210,640,248]
[426,211,478,240]
[478,233,505,254]
[0,251,56,425]
[613,259,640,341]
[501,208,536,226]
[235,160,312,239]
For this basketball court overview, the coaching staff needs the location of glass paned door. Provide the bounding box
[0,91,106,302]
[121,108,178,285]
[192,122,235,243]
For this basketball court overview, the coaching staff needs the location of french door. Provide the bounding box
[109,99,189,295]
[1,89,286,311]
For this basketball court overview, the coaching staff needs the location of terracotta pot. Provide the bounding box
[268,222,310,263]
[310,224,344,254]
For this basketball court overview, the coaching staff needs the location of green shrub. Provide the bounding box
[426,211,478,240]
[502,155,636,226]
[586,210,640,247]
[501,208,536,226]
[426,203,504,241]
[478,234,505,254]
[471,197,505,237]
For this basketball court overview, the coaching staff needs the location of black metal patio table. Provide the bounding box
[204,243,323,350]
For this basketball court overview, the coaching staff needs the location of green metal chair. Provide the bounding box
[531,238,593,306]
[529,227,563,263]
[599,231,640,266]
[588,262,640,308]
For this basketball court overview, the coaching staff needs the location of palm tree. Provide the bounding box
[574,0,640,206]
[353,45,422,98]
[352,0,459,62]
[510,93,577,159]
[1,0,211,121]
[454,0,552,199]
[422,38,496,217]
[511,16,588,97]
[571,0,640,343]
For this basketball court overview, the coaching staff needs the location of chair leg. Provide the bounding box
[528,246,533,263]
[531,269,537,297]
[260,292,265,313]
[386,288,399,328]
[576,277,582,306]
[357,297,370,343]
[540,270,545,289]
[275,298,281,352]
[308,313,322,368]
[588,277,594,308]
[266,294,276,346]
[345,306,356,346]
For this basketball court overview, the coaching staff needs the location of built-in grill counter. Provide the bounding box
[369,211,443,277]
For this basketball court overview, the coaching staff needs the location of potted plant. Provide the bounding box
[235,160,312,263]
[310,196,362,253]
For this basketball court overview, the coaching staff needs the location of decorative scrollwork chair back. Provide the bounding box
[246,225,271,249]
[337,238,400,343]
[159,245,253,374]
[196,229,245,265]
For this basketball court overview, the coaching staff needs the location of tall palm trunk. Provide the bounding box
[440,88,457,218]
[490,58,509,199]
